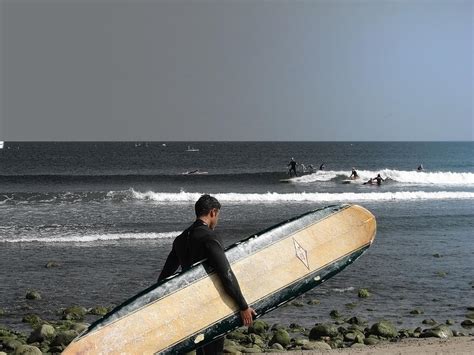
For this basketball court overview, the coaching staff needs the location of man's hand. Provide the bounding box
[240,307,257,326]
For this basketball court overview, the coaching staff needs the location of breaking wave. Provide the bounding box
[0,231,179,243]
[291,169,474,185]
[129,190,474,203]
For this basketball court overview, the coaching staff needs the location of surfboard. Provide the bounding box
[63,204,376,355]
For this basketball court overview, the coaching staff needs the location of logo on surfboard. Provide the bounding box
[293,238,310,270]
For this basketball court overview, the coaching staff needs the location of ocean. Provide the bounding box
[0,142,473,332]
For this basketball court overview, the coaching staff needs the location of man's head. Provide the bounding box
[195,194,221,230]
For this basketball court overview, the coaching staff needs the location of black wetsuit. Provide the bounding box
[351,170,358,179]
[288,161,297,176]
[158,220,248,354]
[375,176,383,185]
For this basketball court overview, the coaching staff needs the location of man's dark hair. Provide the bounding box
[195,194,221,217]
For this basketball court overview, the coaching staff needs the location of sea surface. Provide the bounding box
[0,142,473,332]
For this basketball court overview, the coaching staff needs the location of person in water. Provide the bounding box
[158,195,256,354]
[319,163,326,170]
[307,164,315,173]
[350,167,359,179]
[288,158,298,177]
[363,178,374,185]
[373,173,385,185]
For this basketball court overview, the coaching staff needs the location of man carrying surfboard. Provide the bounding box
[158,194,256,354]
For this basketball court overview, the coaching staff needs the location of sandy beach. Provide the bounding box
[273,337,474,354]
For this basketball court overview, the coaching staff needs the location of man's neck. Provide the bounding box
[197,217,210,226]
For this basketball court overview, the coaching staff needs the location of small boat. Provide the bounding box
[0,141,4,149]
[186,146,199,152]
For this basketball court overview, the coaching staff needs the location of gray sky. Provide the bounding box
[0,0,472,141]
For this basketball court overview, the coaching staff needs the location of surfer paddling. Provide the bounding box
[158,194,256,354]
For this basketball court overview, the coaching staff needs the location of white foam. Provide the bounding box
[130,189,474,203]
[333,287,355,293]
[1,232,179,243]
[292,169,474,185]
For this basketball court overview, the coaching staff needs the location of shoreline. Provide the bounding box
[270,337,474,354]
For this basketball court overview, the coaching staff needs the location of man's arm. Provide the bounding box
[204,239,248,311]
[158,247,180,282]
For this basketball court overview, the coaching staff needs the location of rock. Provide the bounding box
[269,329,290,347]
[248,320,268,336]
[2,338,23,351]
[13,345,42,355]
[25,291,41,300]
[62,306,87,321]
[45,261,60,268]
[70,323,89,333]
[307,299,320,305]
[241,345,261,353]
[345,302,357,309]
[48,346,65,353]
[461,319,474,328]
[358,288,371,298]
[248,334,265,347]
[288,323,305,333]
[435,271,447,277]
[0,308,5,316]
[364,337,379,345]
[466,313,474,320]
[294,338,308,346]
[346,316,366,325]
[409,309,424,315]
[50,330,78,347]
[370,320,398,338]
[420,325,453,338]
[290,300,304,307]
[223,345,242,354]
[309,324,339,339]
[27,324,56,343]
[88,306,108,316]
[270,324,286,332]
[270,343,284,350]
[422,319,437,326]
[224,339,237,347]
[329,310,341,318]
[467,306,474,311]
[22,314,43,328]
[432,253,441,258]
[351,343,366,348]
[446,319,455,325]
[327,338,344,349]
[344,330,365,343]
[226,330,247,342]
[302,341,331,350]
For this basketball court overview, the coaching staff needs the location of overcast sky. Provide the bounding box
[0,0,472,141]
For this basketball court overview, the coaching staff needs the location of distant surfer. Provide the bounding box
[288,158,298,177]
[308,164,315,173]
[319,163,326,171]
[417,164,423,171]
[158,195,256,354]
[350,167,359,180]
[363,178,374,185]
[373,173,385,185]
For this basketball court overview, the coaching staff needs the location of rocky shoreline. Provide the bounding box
[1,288,473,354]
